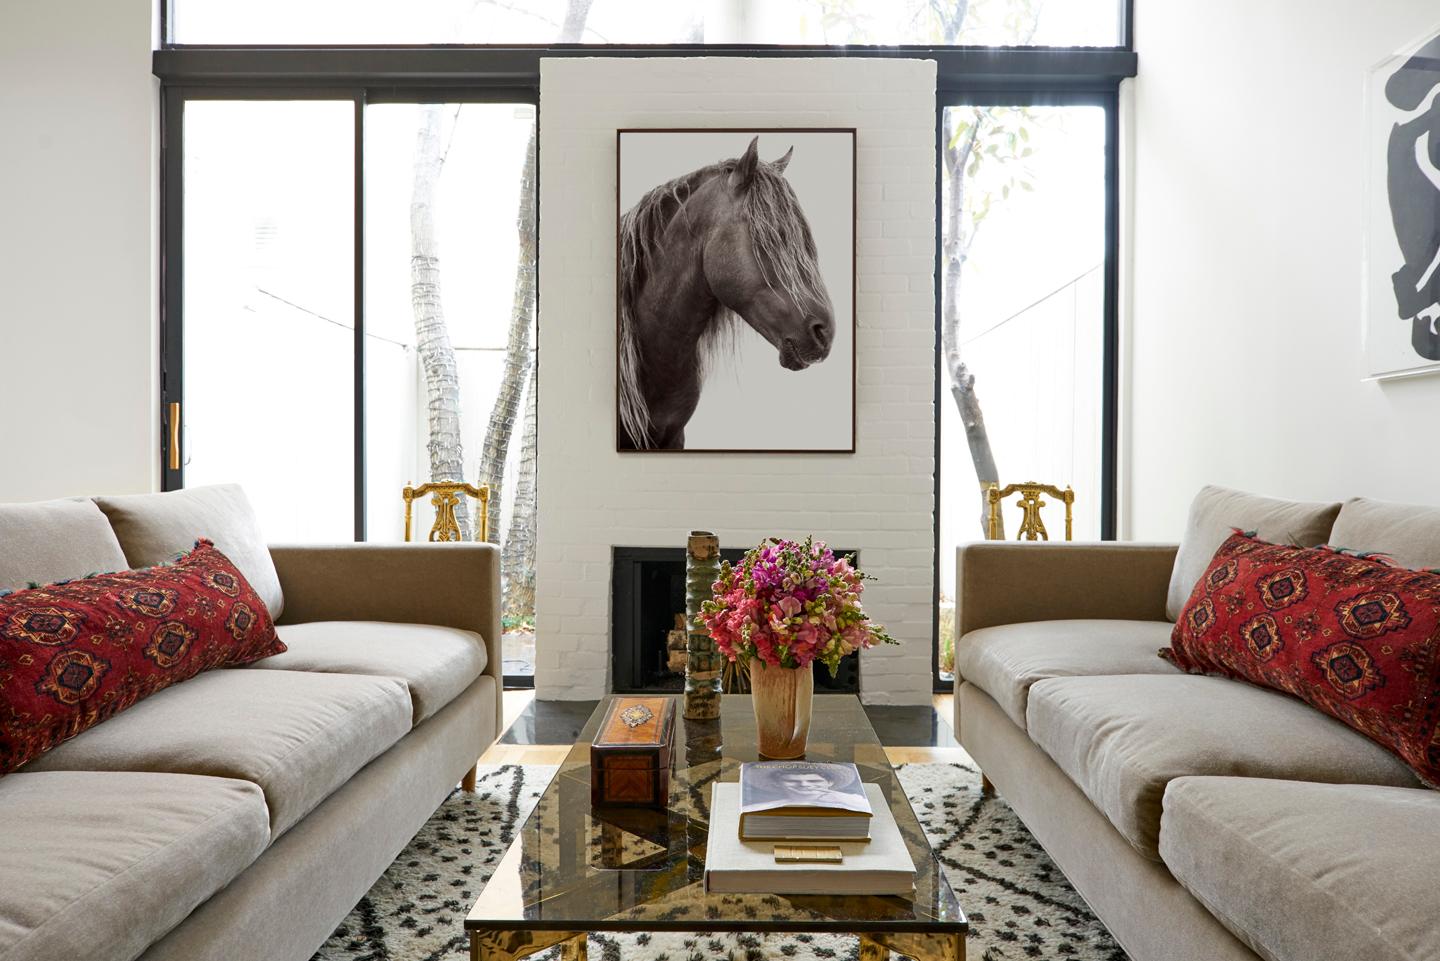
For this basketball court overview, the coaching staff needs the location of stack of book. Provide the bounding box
[705,761,916,895]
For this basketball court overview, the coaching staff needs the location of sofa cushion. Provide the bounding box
[1166,485,1341,621]
[0,540,285,775]
[1329,496,1440,570]
[24,669,411,838]
[955,619,1179,729]
[94,484,284,620]
[1161,777,1440,961]
[1025,674,1421,859]
[247,621,488,723]
[1166,531,1440,786]
[0,498,128,593]
[0,770,269,961]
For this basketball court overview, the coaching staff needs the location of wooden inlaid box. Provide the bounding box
[590,696,676,809]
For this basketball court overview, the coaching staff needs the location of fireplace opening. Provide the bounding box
[611,546,861,695]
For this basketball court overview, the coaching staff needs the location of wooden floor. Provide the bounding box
[478,691,965,766]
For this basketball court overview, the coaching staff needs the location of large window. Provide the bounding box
[166,92,539,682]
[157,4,1133,692]
[167,0,1126,47]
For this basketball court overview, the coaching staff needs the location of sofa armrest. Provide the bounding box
[956,541,1178,637]
[268,542,503,738]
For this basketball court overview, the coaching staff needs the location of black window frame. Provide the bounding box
[160,81,541,687]
[153,27,1136,695]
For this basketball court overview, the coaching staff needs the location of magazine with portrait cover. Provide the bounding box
[737,761,873,841]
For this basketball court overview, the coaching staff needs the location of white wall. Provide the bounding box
[1126,0,1440,539]
[536,57,937,703]
[0,0,158,502]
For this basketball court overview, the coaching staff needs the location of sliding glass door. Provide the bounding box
[165,91,539,682]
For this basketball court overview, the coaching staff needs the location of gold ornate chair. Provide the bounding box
[402,481,491,543]
[986,482,1075,541]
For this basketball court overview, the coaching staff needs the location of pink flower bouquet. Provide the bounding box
[698,537,896,676]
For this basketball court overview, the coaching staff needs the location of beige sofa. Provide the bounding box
[0,488,502,961]
[954,492,1440,961]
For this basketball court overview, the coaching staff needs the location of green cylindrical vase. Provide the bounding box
[684,530,722,721]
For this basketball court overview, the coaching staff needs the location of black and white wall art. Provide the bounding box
[616,129,856,451]
[1366,23,1440,379]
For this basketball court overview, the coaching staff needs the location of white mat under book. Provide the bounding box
[706,782,915,895]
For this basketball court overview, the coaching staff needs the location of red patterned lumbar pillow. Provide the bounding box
[0,538,285,774]
[1164,531,1440,786]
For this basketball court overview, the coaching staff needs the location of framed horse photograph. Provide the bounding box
[616,128,856,452]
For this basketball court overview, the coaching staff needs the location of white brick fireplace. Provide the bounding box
[535,57,938,704]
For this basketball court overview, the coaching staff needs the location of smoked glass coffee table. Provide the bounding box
[465,695,966,961]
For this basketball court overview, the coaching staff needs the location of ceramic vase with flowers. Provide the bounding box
[698,537,896,758]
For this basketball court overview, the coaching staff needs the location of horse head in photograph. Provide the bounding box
[618,135,835,450]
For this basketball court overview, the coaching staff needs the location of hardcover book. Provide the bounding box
[706,783,915,895]
[738,761,873,841]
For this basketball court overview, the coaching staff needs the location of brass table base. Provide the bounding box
[861,930,966,961]
[471,929,587,961]
[471,930,963,961]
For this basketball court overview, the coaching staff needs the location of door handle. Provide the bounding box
[167,402,181,471]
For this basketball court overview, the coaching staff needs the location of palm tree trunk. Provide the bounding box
[411,104,471,539]
[475,127,536,543]
[501,365,538,617]
[942,112,1003,538]
[474,0,591,612]
[477,0,591,557]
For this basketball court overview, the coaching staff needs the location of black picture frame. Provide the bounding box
[615,127,857,454]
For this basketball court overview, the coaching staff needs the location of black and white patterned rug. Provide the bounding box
[313,762,1125,961]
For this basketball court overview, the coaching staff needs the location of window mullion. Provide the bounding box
[353,89,367,541]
